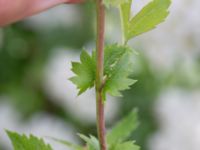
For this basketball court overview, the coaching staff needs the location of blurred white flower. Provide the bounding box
[149,89,200,150]
[0,98,77,150]
[43,48,119,124]
[131,0,150,15]
[23,113,78,150]
[24,5,81,31]
[0,99,21,150]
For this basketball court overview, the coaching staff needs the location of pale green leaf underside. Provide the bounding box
[6,130,53,150]
[120,0,171,41]
[120,0,132,40]
[106,109,139,145]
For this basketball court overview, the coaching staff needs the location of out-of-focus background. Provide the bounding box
[0,0,200,150]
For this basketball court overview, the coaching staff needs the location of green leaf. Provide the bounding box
[104,44,129,74]
[106,109,139,145]
[70,45,136,98]
[113,141,140,150]
[119,0,171,42]
[128,0,171,39]
[78,134,100,150]
[103,44,137,98]
[6,130,53,150]
[47,137,83,150]
[70,50,96,95]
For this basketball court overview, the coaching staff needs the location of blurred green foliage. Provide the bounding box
[0,4,94,117]
[0,3,200,150]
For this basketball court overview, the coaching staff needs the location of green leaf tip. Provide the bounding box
[70,50,96,95]
[78,134,100,150]
[6,130,53,150]
[120,0,171,42]
[47,136,83,150]
[106,109,139,145]
[114,141,140,150]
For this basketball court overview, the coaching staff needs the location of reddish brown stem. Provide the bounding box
[96,92,106,150]
[95,0,106,149]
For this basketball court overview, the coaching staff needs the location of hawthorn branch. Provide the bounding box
[95,0,106,149]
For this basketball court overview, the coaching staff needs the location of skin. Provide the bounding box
[0,0,83,27]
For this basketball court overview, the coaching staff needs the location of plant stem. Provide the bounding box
[95,0,106,149]
[119,6,128,45]
[119,7,126,45]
